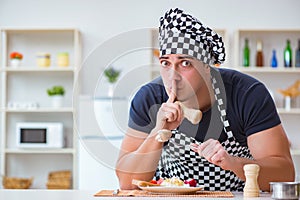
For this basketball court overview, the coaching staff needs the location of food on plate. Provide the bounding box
[184,178,197,187]
[134,177,198,188]
[149,177,198,187]
[160,177,184,187]
[132,179,160,187]
[149,180,158,184]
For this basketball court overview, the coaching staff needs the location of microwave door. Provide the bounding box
[20,128,47,144]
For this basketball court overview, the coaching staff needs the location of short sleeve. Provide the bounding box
[128,81,166,134]
[240,82,281,136]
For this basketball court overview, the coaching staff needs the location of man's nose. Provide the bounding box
[169,65,181,80]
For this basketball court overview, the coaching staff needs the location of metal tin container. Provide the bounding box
[270,182,300,199]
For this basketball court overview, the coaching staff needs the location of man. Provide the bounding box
[116,8,294,191]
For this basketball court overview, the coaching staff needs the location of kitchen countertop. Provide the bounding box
[0,189,274,200]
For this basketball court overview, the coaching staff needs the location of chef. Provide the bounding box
[116,8,295,191]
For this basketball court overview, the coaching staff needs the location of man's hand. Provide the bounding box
[155,80,183,131]
[190,139,234,170]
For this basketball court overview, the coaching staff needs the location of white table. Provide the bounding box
[0,189,273,200]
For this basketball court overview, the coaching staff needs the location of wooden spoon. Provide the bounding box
[175,101,202,124]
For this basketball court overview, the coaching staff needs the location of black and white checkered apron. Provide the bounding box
[154,75,254,191]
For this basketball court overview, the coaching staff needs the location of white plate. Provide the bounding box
[139,185,204,194]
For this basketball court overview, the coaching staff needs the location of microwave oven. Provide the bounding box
[16,122,64,148]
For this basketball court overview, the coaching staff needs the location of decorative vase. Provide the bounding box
[10,59,22,67]
[108,84,114,97]
[284,96,297,111]
[51,95,63,108]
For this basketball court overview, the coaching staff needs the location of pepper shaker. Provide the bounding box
[243,164,260,197]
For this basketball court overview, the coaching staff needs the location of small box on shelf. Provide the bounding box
[2,176,33,189]
[46,170,71,189]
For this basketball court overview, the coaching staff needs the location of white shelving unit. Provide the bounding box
[234,29,300,68]
[0,28,81,189]
[234,30,300,173]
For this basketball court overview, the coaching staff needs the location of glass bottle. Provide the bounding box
[284,39,292,67]
[256,40,264,67]
[243,38,250,67]
[271,49,278,68]
[296,39,300,68]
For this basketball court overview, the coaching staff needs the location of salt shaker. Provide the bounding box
[243,164,260,197]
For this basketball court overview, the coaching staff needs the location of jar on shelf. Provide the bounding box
[57,52,69,67]
[36,53,51,67]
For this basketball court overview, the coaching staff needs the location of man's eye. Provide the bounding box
[181,60,191,67]
[161,60,169,67]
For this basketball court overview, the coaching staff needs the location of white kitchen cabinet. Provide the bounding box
[78,137,123,190]
[0,28,81,189]
[78,96,128,190]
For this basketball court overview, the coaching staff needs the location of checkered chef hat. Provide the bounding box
[159,8,225,65]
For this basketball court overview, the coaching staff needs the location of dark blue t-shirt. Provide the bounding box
[128,67,281,147]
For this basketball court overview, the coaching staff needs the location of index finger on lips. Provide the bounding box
[167,80,176,103]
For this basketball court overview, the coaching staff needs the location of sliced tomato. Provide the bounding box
[149,180,157,184]
[184,178,197,187]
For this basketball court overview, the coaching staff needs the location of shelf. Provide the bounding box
[237,29,300,33]
[5,107,74,113]
[236,67,300,73]
[235,29,300,69]
[3,67,75,72]
[1,106,290,118]
[277,108,300,114]
[5,148,75,154]
[153,66,300,73]
[291,149,300,156]
[1,27,79,32]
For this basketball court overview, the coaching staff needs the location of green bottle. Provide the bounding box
[284,39,292,67]
[243,38,250,67]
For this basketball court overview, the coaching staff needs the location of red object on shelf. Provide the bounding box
[10,52,23,59]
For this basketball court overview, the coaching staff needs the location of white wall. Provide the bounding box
[1,0,300,187]
[1,0,300,95]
